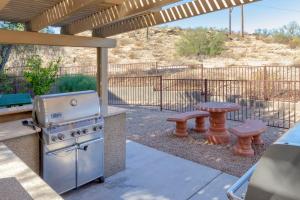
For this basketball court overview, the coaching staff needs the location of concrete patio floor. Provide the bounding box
[63,141,241,200]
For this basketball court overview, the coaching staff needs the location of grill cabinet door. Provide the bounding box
[42,145,77,194]
[77,138,104,186]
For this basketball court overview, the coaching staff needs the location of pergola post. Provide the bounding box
[97,47,109,115]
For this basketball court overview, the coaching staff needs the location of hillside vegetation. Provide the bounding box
[175,28,226,57]
[109,24,300,67]
[255,21,300,49]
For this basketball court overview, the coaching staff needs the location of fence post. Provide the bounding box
[160,76,163,111]
[263,66,268,100]
[204,79,208,102]
[201,64,204,79]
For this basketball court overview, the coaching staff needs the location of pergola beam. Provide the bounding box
[0,0,10,10]
[63,0,180,35]
[28,0,98,32]
[0,29,116,48]
[94,0,259,37]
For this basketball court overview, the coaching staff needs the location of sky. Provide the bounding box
[162,0,300,33]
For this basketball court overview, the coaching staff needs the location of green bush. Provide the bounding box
[23,55,60,95]
[175,28,226,57]
[55,75,97,93]
[0,71,13,94]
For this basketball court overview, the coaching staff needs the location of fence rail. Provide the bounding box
[5,63,300,81]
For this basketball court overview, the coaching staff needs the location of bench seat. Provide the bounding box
[167,111,209,137]
[229,119,267,157]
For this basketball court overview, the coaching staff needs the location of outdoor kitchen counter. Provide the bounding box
[0,104,33,116]
[105,106,127,117]
[104,106,127,177]
[0,118,40,141]
[0,143,62,200]
[0,105,127,180]
[0,104,33,123]
[0,119,40,174]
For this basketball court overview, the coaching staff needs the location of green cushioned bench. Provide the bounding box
[0,93,32,107]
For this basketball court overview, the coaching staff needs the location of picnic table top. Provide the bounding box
[196,102,240,113]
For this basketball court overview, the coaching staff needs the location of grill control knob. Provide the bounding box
[98,125,103,130]
[71,131,76,137]
[93,126,98,131]
[51,136,57,142]
[82,129,88,134]
[77,130,81,135]
[58,134,65,140]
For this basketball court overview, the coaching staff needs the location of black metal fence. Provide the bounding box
[108,63,300,81]
[5,62,300,81]
[3,64,300,128]
[108,76,300,129]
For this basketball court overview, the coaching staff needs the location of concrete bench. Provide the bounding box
[229,119,267,157]
[167,111,210,137]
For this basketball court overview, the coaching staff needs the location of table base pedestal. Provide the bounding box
[206,112,230,144]
[206,130,230,144]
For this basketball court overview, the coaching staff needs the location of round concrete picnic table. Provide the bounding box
[196,102,240,144]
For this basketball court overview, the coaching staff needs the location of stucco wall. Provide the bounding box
[104,112,126,177]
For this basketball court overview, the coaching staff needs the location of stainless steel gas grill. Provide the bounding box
[227,123,300,200]
[32,91,105,194]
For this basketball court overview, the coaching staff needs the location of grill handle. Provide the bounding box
[46,145,77,156]
[78,138,104,151]
[227,164,256,200]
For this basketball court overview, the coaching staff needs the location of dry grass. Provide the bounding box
[128,52,137,59]
[294,58,300,67]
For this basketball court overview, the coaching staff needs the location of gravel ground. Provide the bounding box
[119,105,286,177]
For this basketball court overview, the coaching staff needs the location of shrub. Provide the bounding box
[289,37,300,49]
[55,74,96,93]
[23,55,60,95]
[255,21,300,49]
[175,28,226,57]
[0,71,13,93]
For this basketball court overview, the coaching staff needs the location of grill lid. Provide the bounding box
[245,123,300,200]
[33,91,100,127]
[245,144,300,200]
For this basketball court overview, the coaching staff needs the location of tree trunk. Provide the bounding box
[0,44,12,71]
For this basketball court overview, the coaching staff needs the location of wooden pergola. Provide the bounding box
[0,0,259,114]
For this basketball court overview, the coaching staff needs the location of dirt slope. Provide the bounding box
[109,27,300,67]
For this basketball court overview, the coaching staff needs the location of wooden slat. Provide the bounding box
[28,0,99,31]
[0,0,120,24]
[94,0,259,37]
[63,0,180,34]
[0,29,116,48]
[0,0,62,23]
[0,0,10,10]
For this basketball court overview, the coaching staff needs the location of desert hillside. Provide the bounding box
[109,27,300,67]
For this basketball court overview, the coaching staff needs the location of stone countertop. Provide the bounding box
[0,143,62,200]
[0,119,40,142]
[105,106,127,117]
[0,104,125,118]
[0,104,33,116]
[0,107,126,141]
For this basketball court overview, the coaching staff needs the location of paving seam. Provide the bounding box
[186,171,224,200]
